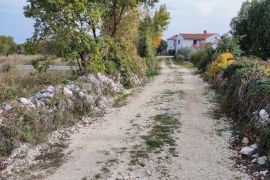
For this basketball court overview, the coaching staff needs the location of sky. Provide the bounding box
[0,0,245,44]
[158,0,245,39]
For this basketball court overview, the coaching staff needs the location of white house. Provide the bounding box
[167,30,221,53]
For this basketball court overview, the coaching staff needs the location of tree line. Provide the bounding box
[231,0,270,59]
[21,0,169,78]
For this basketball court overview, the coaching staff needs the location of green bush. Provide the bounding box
[190,46,215,72]
[174,54,184,64]
[145,58,160,78]
[0,87,17,103]
[176,47,194,61]
[31,57,51,73]
[216,34,242,59]
[212,58,270,155]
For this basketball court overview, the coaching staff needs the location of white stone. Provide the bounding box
[0,117,3,127]
[47,86,55,93]
[257,156,268,165]
[63,87,73,97]
[35,91,54,99]
[251,158,257,163]
[239,146,256,156]
[3,103,12,111]
[251,153,259,158]
[19,97,30,105]
[36,100,45,107]
[259,109,269,120]
[253,172,260,176]
[260,170,269,176]
[250,143,259,149]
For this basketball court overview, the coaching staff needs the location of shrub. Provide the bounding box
[31,57,52,73]
[174,54,185,64]
[0,87,96,156]
[0,87,17,103]
[1,63,14,73]
[145,58,160,78]
[206,53,234,79]
[176,47,194,61]
[190,46,215,72]
[210,58,270,155]
[216,34,242,59]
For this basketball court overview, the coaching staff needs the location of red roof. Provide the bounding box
[167,35,177,40]
[180,33,216,40]
[168,33,216,40]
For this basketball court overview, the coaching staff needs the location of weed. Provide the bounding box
[130,114,181,166]
[113,92,129,107]
[145,69,160,78]
[94,173,101,179]
[215,127,230,136]
[144,114,180,149]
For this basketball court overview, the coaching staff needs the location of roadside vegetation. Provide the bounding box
[189,0,270,159]
[0,0,170,159]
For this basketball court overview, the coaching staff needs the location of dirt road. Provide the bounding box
[46,61,248,180]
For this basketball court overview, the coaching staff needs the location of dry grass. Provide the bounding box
[0,55,41,65]
[0,55,68,66]
[0,55,77,102]
[0,68,76,103]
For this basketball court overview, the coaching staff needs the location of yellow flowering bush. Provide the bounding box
[206,52,234,78]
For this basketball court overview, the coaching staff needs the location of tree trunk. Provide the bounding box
[80,52,87,74]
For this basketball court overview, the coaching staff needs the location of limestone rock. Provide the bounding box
[257,156,268,165]
[35,91,54,100]
[252,158,257,163]
[0,117,3,127]
[19,98,31,105]
[240,146,256,156]
[260,170,269,176]
[63,87,73,97]
[250,143,258,150]
[2,103,12,111]
[251,153,259,158]
[47,86,55,93]
[259,109,269,120]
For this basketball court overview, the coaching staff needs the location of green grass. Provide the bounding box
[130,113,181,166]
[113,92,129,107]
[145,69,160,78]
[144,114,180,149]
[215,127,230,136]
[165,58,172,67]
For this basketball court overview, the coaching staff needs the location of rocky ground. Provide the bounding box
[2,61,263,179]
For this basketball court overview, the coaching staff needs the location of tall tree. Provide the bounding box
[231,0,270,59]
[24,0,160,74]
[157,39,168,54]
[24,0,106,73]
[138,5,170,58]
[101,0,159,37]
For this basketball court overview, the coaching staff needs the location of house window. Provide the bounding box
[178,40,180,44]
